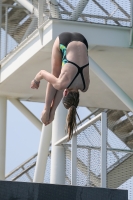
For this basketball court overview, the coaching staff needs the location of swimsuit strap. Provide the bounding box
[67,60,89,91]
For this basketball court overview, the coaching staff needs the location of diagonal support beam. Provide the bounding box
[16,0,46,19]
[64,0,74,10]
[16,0,39,18]
[22,17,38,42]
[60,1,87,22]
[70,0,89,20]
[92,0,121,25]
[8,98,42,131]
[89,57,133,113]
[111,0,130,18]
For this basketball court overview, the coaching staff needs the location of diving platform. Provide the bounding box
[0,180,128,200]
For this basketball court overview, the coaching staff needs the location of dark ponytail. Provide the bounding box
[62,91,79,140]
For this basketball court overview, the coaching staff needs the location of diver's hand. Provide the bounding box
[30,79,40,89]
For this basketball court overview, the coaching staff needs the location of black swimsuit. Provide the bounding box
[59,32,89,91]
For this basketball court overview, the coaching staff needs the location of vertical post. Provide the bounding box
[87,149,91,186]
[0,97,7,180]
[33,124,52,183]
[38,0,44,25]
[49,0,61,18]
[130,0,133,46]
[0,1,2,60]
[70,0,89,20]
[131,0,133,27]
[38,0,44,45]
[5,7,8,56]
[71,134,77,185]
[50,101,67,184]
[101,112,107,188]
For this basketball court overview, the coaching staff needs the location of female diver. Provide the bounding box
[31,32,90,139]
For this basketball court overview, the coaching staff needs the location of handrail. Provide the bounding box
[55,113,101,146]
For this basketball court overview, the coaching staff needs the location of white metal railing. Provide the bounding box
[55,113,102,146]
[55,112,107,188]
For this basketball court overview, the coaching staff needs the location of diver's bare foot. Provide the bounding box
[47,109,55,124]
[41,108,50,125]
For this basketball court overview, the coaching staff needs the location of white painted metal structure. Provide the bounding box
[0,20,132,110]
[33,124,52,183]
[16,0,40,18]
[101,112,107,188]
[50,102,67,184]
[0,0,133,193]
[55,112,107,187]
[71,134,77,185]
[0,97,7,180]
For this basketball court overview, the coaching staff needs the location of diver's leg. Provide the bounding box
[41,37,62,125]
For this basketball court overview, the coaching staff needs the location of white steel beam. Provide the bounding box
[55,113,101,146]
[2,4,23,8]
[38,0,45,44]
[22,17,38,41]
[50,101,67,184]
[33,124,52,183]
[66,148,100,187]
[92,0,120,26]
[0,97,7,180]
[38,0,44,26]
[52,19,130,48]
[101,112,107,188]
[111,0,130,18]
[16,0,39,18]
[71,135,77,185]
[49,0,61,18]
[89,57,133,112]
[8,98,42,131]
[70,0,89,21]
[87,149,91,186]
[61,11,130,23]
[5,7,8,57]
